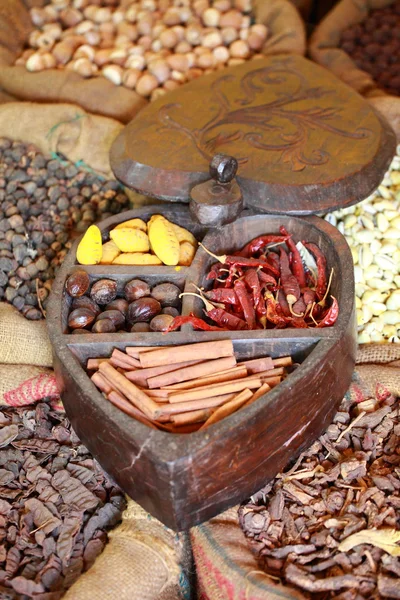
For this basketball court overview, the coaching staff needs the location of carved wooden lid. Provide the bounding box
[110,54,396,215]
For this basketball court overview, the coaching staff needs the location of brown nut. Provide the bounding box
[68,308,96,330]
[131,322,151,332]
[162,306,179,317]
[96,310,125,329]
[90,279,118,305]
[149,314,174,332]
[71,328,92,334]
[124,279,151,302]
[127,297,161,324]
[151,282,181,307]
[65,270,90,297]
[105,298,129,316]
[71,296,101,316]
[92,319,116,333]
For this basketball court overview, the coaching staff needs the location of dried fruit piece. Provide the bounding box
[148,216,180,266]
[99,240,120,264]
[112,253,162,265]
[65,270,90,297]
[76,225,102,265]
[170,223,197,246]
[90,279,117,305]
[179,241,196,266]
[114,218,147,232]
[110,228,150,253]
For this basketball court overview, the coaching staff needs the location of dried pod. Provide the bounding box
[131,322,151,332]
[151,282,181,307]
[105,298,129,316]
[96,310,125,329]
[124,279,151,302]
[90,279,118,305]
[92,319,116,334]
[65,270,90,297]
[149,313,174,332]
[127,297,161,324]
[68,308,96,330]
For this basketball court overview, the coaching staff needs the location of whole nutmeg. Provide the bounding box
[131,322,151,332]
[149,313,174,332]
[68,307,96,330]
[124,279,151,301]
[96,310,125,329]
[151,282,181,307]
[162,306,180,317]
[65,270,90,297]
[128,297,161,324]
[72,295,101,316]
[90,279,118,305]
[136,73,159,96]
[106,298,129,316]
[92,319,116,333]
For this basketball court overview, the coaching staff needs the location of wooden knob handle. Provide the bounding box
[209,154,238,184]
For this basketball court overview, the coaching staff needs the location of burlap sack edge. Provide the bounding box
[308,0,400,141]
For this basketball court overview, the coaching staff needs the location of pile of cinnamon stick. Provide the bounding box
[87,340,293,433]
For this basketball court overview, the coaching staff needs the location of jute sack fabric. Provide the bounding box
[190,344,400,600]
[0,0,305,124]
[0,102,123,179]
[309,0,400,142]
[63,499,192,600]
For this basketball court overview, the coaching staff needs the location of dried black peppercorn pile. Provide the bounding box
[0,138,130,320]
[0,401,126,598]
[339,1,400,97]
[240,386,400,597]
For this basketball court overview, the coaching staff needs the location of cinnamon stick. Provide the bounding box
[112,349,141,368]
[99,362,159,420]
[272,356,293,368]
[124,359,204,387]
[171,408,213,426]
[140,340,234,368]
[109,357,137,371]
[125,346,172,359]
[107,390,158,428]
[259,376,281,388]
[168,377,262,404]
[147,356,237,389]
[155,393,237,418]
[242,383,271,408]
[87,358,109,370]
[200,389,253,429]
[161,365,247,391]
[238,356,274,374]
[91,371,113,395]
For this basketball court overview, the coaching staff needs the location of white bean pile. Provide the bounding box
[326,147,400,344]
[17,0,269,99]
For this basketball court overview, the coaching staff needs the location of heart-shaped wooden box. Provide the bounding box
[47,54,396,530]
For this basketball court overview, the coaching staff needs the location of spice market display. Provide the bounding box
[1,0,400,597]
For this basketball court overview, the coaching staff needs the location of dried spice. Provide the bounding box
[0,138,129,320]
[240,384,400,598]
[0,401,126,596]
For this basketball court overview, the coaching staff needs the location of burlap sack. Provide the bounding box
[309,0,400,141]
[191,344,400,600]
[0,102,123,179]
[0,0,305,123]
[64,499,192,600]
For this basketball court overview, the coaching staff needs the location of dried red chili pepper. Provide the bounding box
[292,296,306,317]
[280,226,306,288]
[277,289,290,317]
[316,296,339,327]
[165,315,227,332]
[279,247,302,316]
[303,242,327,301]
[205,288,238,305]
[247,234,290,255]
[243,269,262,308]
[266,252,280,273]
[257,270,277,289]
[302,287,316,306]
[266,297,288,328]
[234,279,256,329]
[206,263,225,281]
[208,307,247,330]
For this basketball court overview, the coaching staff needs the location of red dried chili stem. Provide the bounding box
[303,242,327,300]
[280,226,306,288]
[316,296,339,327]
[279,247,301,315]
[234,279,256,329]
[164,315,227,332]
[205,288,239,305]
[247,234,290,255]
